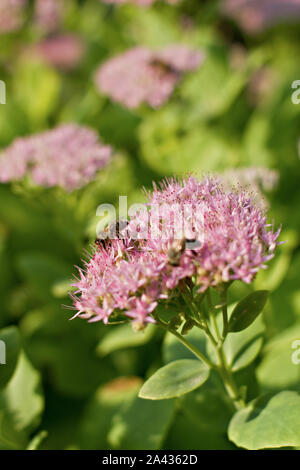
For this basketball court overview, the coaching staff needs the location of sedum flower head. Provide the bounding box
[220,166,279,209]
[0,0,26,33]
[34,34,85,69]
[35,0,62,33]
[0,124,112,191]
[72,176,280,327]
[95,45,204,109]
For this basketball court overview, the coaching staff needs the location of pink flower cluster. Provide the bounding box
[34,0,62,32]
[0,0,63,35]
[0,124,112,191]
[72,176,280,327]
[0,0,27,34]
[221,166,279,192]
[95,45,204,109]
[34,34,85,69]
[220,166,279,209]
[222,0,300,34]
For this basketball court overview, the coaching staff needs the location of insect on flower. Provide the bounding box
[73,176,281,327]
[95,219,129,248]
[167,238,201,266]
[167,239,186,266]
[149,58,176,75]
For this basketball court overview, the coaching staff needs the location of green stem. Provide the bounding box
[207,289,221,342]
[155,318,215,370]
[220,288,229,340]
[155,284,246,411]
[215,345,245,410]
[206,288,245,410]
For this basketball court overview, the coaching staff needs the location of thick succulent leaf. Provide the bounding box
[139,359,210,400]
[79,378,142,450]
[0,327,21,389]
[257,323,300,391]
[165,373,236,450]
[0,353,44,433]
[16,251,72,302]
[26,431,48,450]
[179,374,234,433]
[96,323,155,356]
[108,394,175,450]
[228,391,300,449]
[208,315,265,372]
[228,290,269,332]
[0,353,44,449]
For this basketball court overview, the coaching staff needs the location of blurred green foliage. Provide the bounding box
[0,0,300,450]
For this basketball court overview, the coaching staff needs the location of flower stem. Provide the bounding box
[155,318,215,369]
[215,344,245,410]
[206,288,245,410]
[207,289,221,341]
[220,288,229,340]
[155,285,246,410]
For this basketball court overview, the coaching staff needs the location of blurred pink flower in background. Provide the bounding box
[34,0,63,32]
[33,34,85,70]
[0,0,27,34]
[156,45,204,72]
[247,66,277,106]
[95,45,204,108]
[221,166,279,193]
[220,166,279,209]
[223,0,300,34]
[0,124,112,191]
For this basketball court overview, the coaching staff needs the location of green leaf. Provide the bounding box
[26,431,48,450]
[96,323,155,357]
[79,378,142,450]
[254,229,297,292]
[20,305,113,398]
[179,374,233,433]
[0,327,21,389]
[139,360,210,400]
[16,251,72,302]
[228,290,269,333]
[165,410,235,450]
[14,60,61,127]
[155,303,182,324]
[108,394,175,450]
[225,316,265,372]
[182,50,247,121]
[0,353,44,433]
[257,323,300,392]
[164,374,236,450]
[0,352,44,449]
[140,113,239,177]
[228,391,300,449]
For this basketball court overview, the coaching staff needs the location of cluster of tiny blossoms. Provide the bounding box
[222,0,300,34]
[95,46,204,109]
[0,0,26,34]
[0,0,63,35]
[34,34,85,69]
[220,166,279,209]
[34,0,62,32]
[72,176,280,328]
[0,124,112,192]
